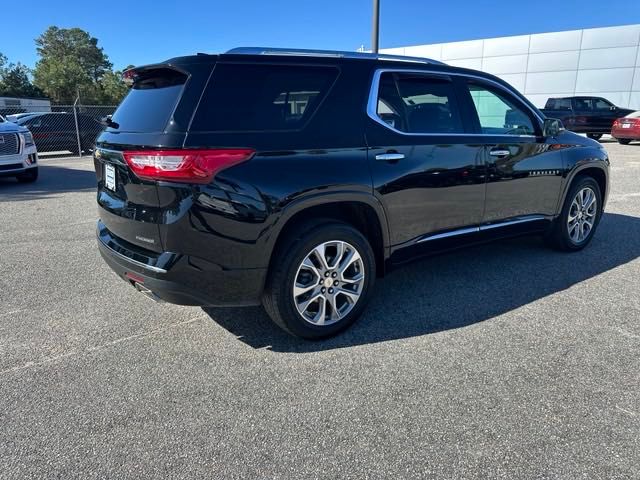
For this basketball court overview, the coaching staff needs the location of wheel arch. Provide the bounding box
[265,193,391,278]
[557,160,609,214]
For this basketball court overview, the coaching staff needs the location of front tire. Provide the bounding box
[262,220,376,339]
[617,139,632,145]
[546,176,602,251]
[587,133,603,141]
[16,167,38,183]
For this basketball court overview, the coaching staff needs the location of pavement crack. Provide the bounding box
[616,405,637,417]
[0,314,206,377]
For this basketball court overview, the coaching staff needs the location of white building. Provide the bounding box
[0,96,51,112]
[381,24,640,110]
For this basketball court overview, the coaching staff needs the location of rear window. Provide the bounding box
[190,63,338,132]
[111,68,187,133]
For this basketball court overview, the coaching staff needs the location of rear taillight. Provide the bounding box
[122,149,255,184]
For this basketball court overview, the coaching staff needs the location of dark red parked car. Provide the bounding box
[611,111,640,144]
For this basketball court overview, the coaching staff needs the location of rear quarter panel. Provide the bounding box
[168,60,377,269]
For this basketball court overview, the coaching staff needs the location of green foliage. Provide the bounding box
[1,27,130,105]
[98,70,129,104]
[0,53,43,97]
[33,27,128,104]
[0,62,44,97]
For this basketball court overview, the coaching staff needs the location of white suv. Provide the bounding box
[0,114,38,182]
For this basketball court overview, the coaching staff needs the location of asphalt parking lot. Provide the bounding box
[1,142,639,479]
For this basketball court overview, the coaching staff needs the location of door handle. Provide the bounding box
[489,149,511,158]
[375,152,405,161]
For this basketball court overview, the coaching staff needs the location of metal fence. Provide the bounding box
[0,104,117,157]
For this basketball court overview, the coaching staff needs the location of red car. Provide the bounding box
[611,111,640,144]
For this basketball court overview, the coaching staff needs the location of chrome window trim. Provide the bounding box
[366,68,543,138]
[416,215,547,243]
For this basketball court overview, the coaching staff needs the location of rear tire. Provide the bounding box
[617,139,632,145]
[546,176,602,252]
[262,219,376,339]
[16,167,38,183]
[587,133,603,141]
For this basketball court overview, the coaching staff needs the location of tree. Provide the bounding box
[0,52,44,98]
[0,63,44,97]
[97,70,129,104]
[33,27,113,103]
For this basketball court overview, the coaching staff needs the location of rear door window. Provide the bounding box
[111,68,187,133]
[549,98,571,110]
[374,72,464,134]
[572,98,593,111]
[190,63,338,132]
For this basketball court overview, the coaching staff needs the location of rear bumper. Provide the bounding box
[611,128,640,139]
[97,221,266,307]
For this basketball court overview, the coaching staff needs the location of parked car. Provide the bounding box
[5,112,43,123]
[540,96,634,140]
[0,114,38,182]
[94,48,609,339]
[15,112,103,154]
[611,111,640,145]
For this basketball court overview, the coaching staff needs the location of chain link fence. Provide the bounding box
[0,104,117,157]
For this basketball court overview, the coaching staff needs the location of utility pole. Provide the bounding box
[372,0,380,53]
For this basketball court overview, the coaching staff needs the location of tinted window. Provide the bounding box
[111,69,187,133]
[573,98,593,111]
[467,83,535,135]
[376,73,407,131]
[376,73,464,134]
[593,98,613,111]
[191,64,338,132]
[548,98,571,110]
[24,115,49,128]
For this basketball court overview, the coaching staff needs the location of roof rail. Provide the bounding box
[224,47,443,65]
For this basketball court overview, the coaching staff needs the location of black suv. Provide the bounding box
[540,96,634,141]
[94,48,609,339]
[16,112,103,154]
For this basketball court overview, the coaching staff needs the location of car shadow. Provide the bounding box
[0,164,96,202]
[203,212,640,352]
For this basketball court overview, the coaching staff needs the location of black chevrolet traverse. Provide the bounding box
[94,47,609,339]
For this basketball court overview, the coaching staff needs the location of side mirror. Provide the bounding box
[610,105,617,111]
[543,118,563,138]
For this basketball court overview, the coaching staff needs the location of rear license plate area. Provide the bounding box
[105,163,116,190]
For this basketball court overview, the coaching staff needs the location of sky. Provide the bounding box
[2,0,640,71]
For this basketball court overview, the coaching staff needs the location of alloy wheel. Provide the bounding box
[567,187,597,244]
[292,240,365,326]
